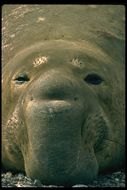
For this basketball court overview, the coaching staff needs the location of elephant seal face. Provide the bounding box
[2,5,125,186]
[2,40,125,185]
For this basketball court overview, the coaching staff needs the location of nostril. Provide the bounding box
[74,97,78,101]
[30,96,34,101]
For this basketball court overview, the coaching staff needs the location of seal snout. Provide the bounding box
[22,71,97,185]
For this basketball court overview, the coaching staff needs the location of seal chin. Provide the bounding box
[24,145,98,185]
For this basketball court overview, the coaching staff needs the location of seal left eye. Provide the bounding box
[14,73,30,84]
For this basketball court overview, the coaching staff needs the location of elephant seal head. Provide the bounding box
[2,5,125,186]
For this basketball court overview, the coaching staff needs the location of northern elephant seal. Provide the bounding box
[2,5,125,185]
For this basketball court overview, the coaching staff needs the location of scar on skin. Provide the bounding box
[33,56,48,67]
[71,58,83,67]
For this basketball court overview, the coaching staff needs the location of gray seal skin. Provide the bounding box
[2,5,125,185]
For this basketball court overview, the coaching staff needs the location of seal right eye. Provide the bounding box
[14,73,30,84]
[84,74,103,85]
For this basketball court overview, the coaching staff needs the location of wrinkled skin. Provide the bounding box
[2,5,125,185]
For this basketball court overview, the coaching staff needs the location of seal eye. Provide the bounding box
[84,74,103,85]
[14,73,29,84]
